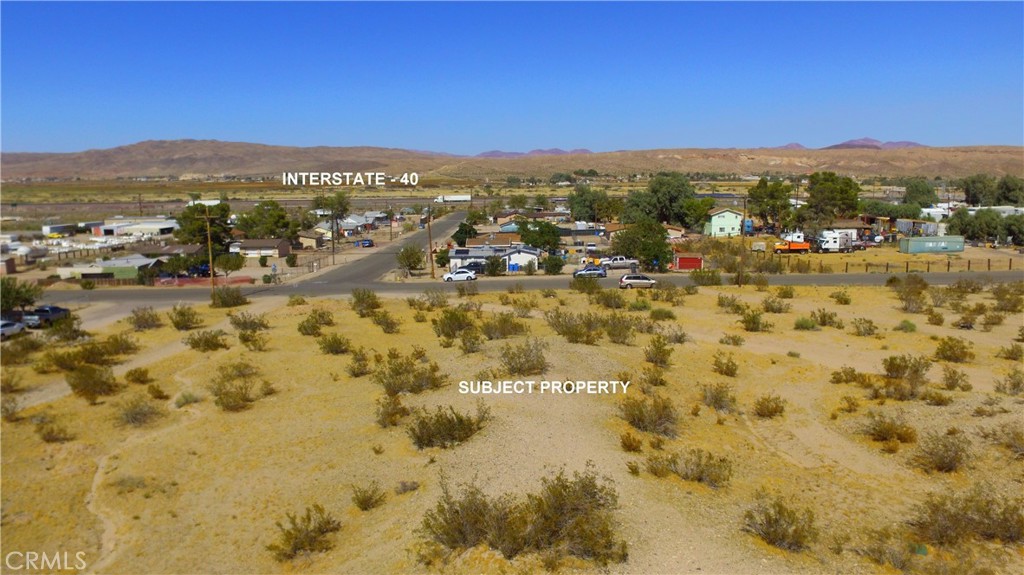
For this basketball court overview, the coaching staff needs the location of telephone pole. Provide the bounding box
[426,206,435,279]
[204,204,216,299]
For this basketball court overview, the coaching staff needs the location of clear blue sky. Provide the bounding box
[2,1,1022,154]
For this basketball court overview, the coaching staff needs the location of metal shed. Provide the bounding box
[898,236,964,254]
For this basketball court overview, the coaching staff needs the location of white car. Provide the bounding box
[443,269,477,282]
[0,320,26,340]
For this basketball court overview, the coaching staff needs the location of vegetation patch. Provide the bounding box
[742,493,818,551]
[266,504,341,562]
[619,394,678,437]
[407,402,490,449]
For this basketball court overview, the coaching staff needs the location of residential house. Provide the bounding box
[56,254,161,280]
[297,230,325,250]
[703,208,744,238]
[466,232,522,248]
[230,239,291,258]
[138,244,204,259]
[447,246,543,271]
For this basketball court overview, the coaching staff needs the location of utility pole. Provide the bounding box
[137,194,143,216]
[204,204,216,299]
[426,206,435,279]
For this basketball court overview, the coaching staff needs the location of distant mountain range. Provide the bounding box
[3,139,1020,181]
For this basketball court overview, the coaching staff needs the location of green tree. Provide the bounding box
[235,200,296,240]
[173,202,232,261]
[567,184,610,221]
[517,219,562,252]
[543,256,565,275]
[1003,214,1024,245]
[973,209,1006,241]
[451,222,479,247]
[622,172,696,225]
[465,208,489,226]
[747,178,792,230]
[996,175,1024,206]
[549,172,575,185]
[610,218,672,272]
[859,200,922,220]
[804,172,861,223]
[945,208,976,238]
[506,176,522,187]
[484,256,506,276]
[902,178,939,207]
[435,248,450,269]
[214,253,246,279]
[507,194,529,211]
[679,197,716,229]
[313,191,351,251]
[534,194,551,210]
[396,245,425,274]
[0,277,43,313]
[959,174,997,206]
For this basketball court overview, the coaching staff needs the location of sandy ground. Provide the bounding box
[1,280,1022,575]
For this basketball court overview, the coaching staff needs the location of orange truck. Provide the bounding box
[773,240,810,254]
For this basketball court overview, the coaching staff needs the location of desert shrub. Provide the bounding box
[995,367,1024,395]
[238,329,268,351]
[862,410,917,443]
[370,310,401,334]
[911,485,1024,546]
[116,395,165,427]
[752,273,770,291]
[742,493,818,551]
[657,325,688,344]
[128,306,163,331]
[839,395,860,413]
[620,432,643,453]
[423,288,449,309]
[40,349,83,372]
[644,452,676,477]
[635,365,665,388]
[643,335,672,367]
[376,395,411,428]
[701,382,737,413]
[941,366,971,391]
[372,352,446,395]
[104,332,140,357]
[174,392,202,408]
[775,285,795,299]
[228,311,270,332]
[893,319,917,333]
[350,288,382,317]
[2,396,22,422]
[753,394,785,419]
[674,448,733,488]
[810,308,842,328]
[66,365,120,404]
[352,481,387,511]
[347,347,372,377]
[0,369,24,393]
[949,278,984,295]
[569,276,601,294]
[711,351,738,377]
[147,383,170,400]
[168,304,202,331]
[997,343,1023,361]
[991,282,1024,312]
[266,504,341,562]
[396,481,420,495]
[626,296,647,311]
[981,422,1024,459]
[793,317,819,331]
[829,366,872,386]
[455,282,479,297]
[915,430,971,473]
[48,314,88,342]
[590,289,626,310]
[926,309,945,326]
[649,308,676,321]
[857,527,914,571]
[35,418,75,443]
[716,293,746,314]
[407,402,490,449]
[501,339,548,376]
[540,288,557,299]
[980,312,1005,331]
[317,333,351,355]
[829,290,851,305]
[891,274,929,313]
[210,286,249,308]
[543,256,564,275]
[480,312,528,340]
[690,268,721,286]
[934,336,974,363]
[921,390,953,406]
[851,318,877,336]
[183,329,229,352]
[510,296,538,318]
[719,334,744,346]
[761,296,791,313]
[431,308,474,339]
[544,309,604,345]
[619,394,678,437]
[68,342,114,367]
[739,309,772,332]
[207,378,254,412]
[123,367,151,385]
[458,326,483,354]
[297,317,323,337]
[287,294,307,306]
[4,335,44,359]
[786,351,800,358]
[603,313,636,345]
[881,354,931,385]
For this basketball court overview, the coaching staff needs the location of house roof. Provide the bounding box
[140,244,204,257]
[236,239,289,248]
[466,232,521,247]
[708,207,743,217]
[450,245,542,259]
[297,230,324,239]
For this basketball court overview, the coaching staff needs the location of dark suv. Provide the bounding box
[457,261,487,274]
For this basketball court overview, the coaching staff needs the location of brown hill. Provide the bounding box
[2,139,1021,180]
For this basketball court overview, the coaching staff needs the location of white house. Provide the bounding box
[703,208,744,238]
[447,246,543,271]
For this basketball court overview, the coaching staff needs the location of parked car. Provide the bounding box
[23,305,71,328]
[618,274,657,289]
[573,265,607,278]
[354,239,375,247]
[443,269,477,282]
[852,239,879,250]
[0,320,25,340]
[457,261,487,274]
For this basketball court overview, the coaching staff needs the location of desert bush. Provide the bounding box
[857,527,914,571]
[995,367,1024,395]
[4,335,44,359]
[921,390,953,406]
[207,377,254,412]
[372,352,446,395]
[317,333,351,355]
[657,325,688,344]
[229,311,270,332]
[544,309,604,345]
[619,394,678,437]
[712,351,738,377]
[793,317,819,331]
[540,288,557,299]
[674,448,734,488]
[407,402,490,449]
[702,382,737,413]
[480,312,528,340]
[116,395,165,427]
[991,283,1024,313]
[352,481,387,511]
[862,410,917,443]
[881,354,931,384]
[266,504,341,562]
[915,430,971,473]
[775,285,795,299]
[590,289,626,310]
[210,286,249,308]
[603,313,636,345]
[458,326,483,354]
[350,288,382,317]
[147,383,170,400]
[66,365,120,404]
[941,366,971,391]
[649,308,676,322]
[981,312,1005,331]
[431,308,474,339]
[124,367,151,385]
[752,273,770,291]
[739,309,772,332]
[911,484,1024,546]
[839,395,860,413]
[48,314,88,342]
[174,392,202,408]
[829,366,873,386]
[128,306,163,331]
[35,418,75,443]
[829,290,852,305]
[168,304,202,331]
[104,332,140,356]
[981,422,1024,459]
[753,394,785,419]
[455,282,479,297]
[422,288,449,309]
[851,318,877,337]
[501,338,548,376]
[786,351,800,358]
[719,334,744,346]
[396,481,420,495]
[620,432,644,452]
[41,349,83,372]
[923,308,945,327]
[811,308,843,329]
[543,257,564,275]
[742,493,818,551]
[997,343,1023,361]
[934,336,975,363]
[370,310,401,334]
[2,396,22,422]
[761,296,791,314]
[716,293,746,314]
[183,329,229,352]
[643,335,672,367]
[347,347,372,377]
[74,341,116,366]
[891,274,929,313]
[569,276,601,294]
[0,369,24,394]
[644,452,676,478]
[690,268,721,286]
[376,395,411,428]
[238,329,268,351]
[893,319,917,333]
[287,294,307,306]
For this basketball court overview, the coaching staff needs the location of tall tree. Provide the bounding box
[312,191,351,251]
[996,175,1024,206]
[396,245,425,274]
[610,218,672,272]
[517,219,562,252]
[959,174,997,206]
[622,172,695,225]
[679,197,716,229]
[507,194,529,211]
[451,222,479,247]
[235,200,296,240]
[1,277,43,313]
[567,184,609,221]
[214,253,246,278]
[748,177,792,230]
[902,178,938,207]
[804,172,861,223]
[173,202,232,261]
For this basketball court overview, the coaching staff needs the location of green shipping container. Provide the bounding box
[898,236,965,254]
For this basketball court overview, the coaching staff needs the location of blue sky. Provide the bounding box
[2,1,1022,154]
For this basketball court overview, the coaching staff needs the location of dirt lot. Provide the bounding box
[1,279,1022,574]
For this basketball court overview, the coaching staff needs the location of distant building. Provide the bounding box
[703,208,744,238]
[230,239,291,258]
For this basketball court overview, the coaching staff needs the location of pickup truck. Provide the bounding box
[773,240,810,254]
[598,255,639,270]
[23,305,71,328]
